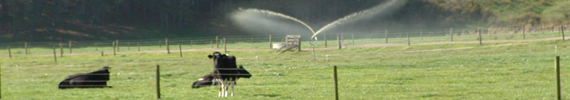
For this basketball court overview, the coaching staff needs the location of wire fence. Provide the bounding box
[1,27,568,58]
[1,53,569,99]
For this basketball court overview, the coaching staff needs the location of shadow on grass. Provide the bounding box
[253,94,280,98]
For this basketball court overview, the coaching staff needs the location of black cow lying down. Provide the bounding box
[58,66,111,89]
[191,73,216,88]
[191,65,252,88]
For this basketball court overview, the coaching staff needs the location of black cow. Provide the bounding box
[58,66,111,89]
[207,52,252,97]
[191,65,252,88]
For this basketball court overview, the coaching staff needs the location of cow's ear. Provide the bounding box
[208,55,213,59]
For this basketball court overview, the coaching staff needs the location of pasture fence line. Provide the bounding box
[1,27,569,58]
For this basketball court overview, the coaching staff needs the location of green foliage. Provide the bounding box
[542,1,570,24]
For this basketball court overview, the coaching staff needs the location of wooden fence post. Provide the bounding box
[127,42,130,51]
[166,38,170,54]
[324,33,327,47]
[113,42,116,56]
[115,40,119,52]
[298,37,301,51]
[25,42,28,55]
[562,26,565,41]
[69,41,72,53]
[269,35,272,49]
[479,29,483,45]
[59,43,63,57]
[156,65,161,99]
[555,56,561,100]
[8,46,11,58]
[179,44,182,58]
[385,30,388,43]
[407,32,410,46]
[216,36,219,49]
[224,38,227,53]
[450,28,453,42]
[333,66,339,100]
[337,34,341,49]
[53,47,57,62]
[221,39,225,49]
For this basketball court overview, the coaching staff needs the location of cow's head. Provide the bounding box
[208,51,225,59]
[92,66,111,73]
[237,65,252,78]
[102,66,110,71]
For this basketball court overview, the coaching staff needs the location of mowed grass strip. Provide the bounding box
[1,39,569,99]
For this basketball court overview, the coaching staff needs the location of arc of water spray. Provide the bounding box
[239,9,316,35]
[311,0,407,39]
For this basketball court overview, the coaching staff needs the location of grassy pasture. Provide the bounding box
[1,35,570,99]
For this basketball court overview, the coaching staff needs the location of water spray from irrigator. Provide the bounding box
[230,0,407,60]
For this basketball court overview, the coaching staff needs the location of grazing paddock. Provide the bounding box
[1,39,570,99]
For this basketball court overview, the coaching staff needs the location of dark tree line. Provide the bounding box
[0,0,501,42]
[1,0,238,42]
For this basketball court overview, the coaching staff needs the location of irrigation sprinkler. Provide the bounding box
[310,37,318,60]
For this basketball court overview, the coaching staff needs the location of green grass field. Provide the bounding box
[1,33,570,99]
